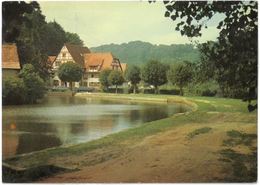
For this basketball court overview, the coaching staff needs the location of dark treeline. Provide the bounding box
[2,2,84,104]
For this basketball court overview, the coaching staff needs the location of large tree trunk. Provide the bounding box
[116,85,118,94]
[133,84,136,94]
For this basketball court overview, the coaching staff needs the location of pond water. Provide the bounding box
[2,96,190,159]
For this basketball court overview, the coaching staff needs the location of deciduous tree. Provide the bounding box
[108,70,124,94]
[99,69,112,92]
[126,65,141,94]
[58,62,83,91]
[167,62,193,96]
[142,60,167,94]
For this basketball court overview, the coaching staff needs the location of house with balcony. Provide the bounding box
[2,43,21,79]
[84,52,124,88]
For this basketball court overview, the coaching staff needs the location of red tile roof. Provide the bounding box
[2,43,21,69]
[84,52,115,71]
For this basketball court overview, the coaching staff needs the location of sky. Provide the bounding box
[39,1,221,47]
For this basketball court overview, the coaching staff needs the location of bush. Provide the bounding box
[159,89,180,95]
[19,64,47,104]
[107,87,124,94]
[188,80,220,97]
[3,77,26,105]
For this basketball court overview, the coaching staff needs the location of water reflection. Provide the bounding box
[2,96,189,158]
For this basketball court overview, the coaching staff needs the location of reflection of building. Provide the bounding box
[51,43,127,89]
[2,43,21,79]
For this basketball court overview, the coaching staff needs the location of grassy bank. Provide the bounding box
[3,93,257,182]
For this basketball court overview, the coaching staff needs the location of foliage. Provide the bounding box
[125,65,141,94]
[188,80,220,97]
[19,64,46,104]
[142,60,168,94]
[16,9,51,80]
[99,69,112,92]
[65,32,84,46]
[108,70,125,94]
[167,62,193,96]
[91,41,199,65]
[3,2,84,81]
[3,77,26,105]
[162,1,257,108]
[41,21,67,56]
[2,1,40,43]
[58,62,83,90]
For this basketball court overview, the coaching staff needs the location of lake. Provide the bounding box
[2,96,189,159]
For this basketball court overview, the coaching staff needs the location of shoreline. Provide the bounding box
[3,93,256,182]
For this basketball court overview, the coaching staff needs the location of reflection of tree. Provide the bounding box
[16,134,62,155]
[140,106,168,122]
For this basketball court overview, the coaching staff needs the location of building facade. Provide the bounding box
[52,43,127,89]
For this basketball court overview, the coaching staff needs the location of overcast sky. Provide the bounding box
[39,1,221,47]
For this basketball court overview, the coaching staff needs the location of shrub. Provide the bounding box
[3,77,26,105]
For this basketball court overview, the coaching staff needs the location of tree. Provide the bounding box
[19,64,46,104]
[142,60,167,94]
[167,62,193,96]
[108,70,125,94]
[58,62,83,91]
[160,1,257,109]
[2,1,40,43]
[16,9,51,80]
[126,65,141,94]
[65,32,84,46]
[99,69,112,92]
[3,77,26,105]
[42,21,67,56]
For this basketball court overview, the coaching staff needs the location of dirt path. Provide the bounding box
[38,121,256,183]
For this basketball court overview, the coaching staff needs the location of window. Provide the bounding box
[91,74,94,78]
[62,53,66,57]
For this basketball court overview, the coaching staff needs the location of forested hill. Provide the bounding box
[91,41,200,65]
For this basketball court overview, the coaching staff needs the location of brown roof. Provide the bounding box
[84,52,115,71]
[2,43,21,69]
[47,56,56,65]
[121,63,128,72]
[65,43,91,67]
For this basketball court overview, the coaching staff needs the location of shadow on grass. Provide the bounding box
[187,127,212,139]
[223,130,257,147]
[219,130,257,182]
[2,164,77,183]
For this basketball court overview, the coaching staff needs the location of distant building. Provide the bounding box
[2,43,21,78]
[52,43,91,87]
[84,52,123,88]
[52,44,126,89]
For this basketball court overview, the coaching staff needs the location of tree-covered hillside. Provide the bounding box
[91,41,200,65]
